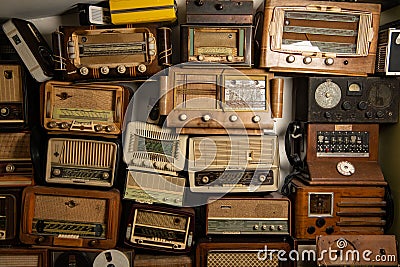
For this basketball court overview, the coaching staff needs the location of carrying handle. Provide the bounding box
[306,5,341,12]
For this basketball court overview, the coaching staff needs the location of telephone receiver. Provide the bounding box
[284,121,306,170]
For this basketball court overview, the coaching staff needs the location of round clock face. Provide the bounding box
[336,161,355,176]
[368,82,392,108]
[314,80,342,109]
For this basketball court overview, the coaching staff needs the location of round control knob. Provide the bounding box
[137,64,147,73]
[259,175,266,182]
[163,197,169,202]
[342,101,352,110]
[261,225,267,230]
[253,225,259,230]
[0,107,9,117]
[197,55,205,61]
[376,111,385,118]
[286,55,295,63]
[80,67,89,75]
[35,236,45,244]
[132,158,141,166]
[60,122,69,129]
[195,0,204,6]
[102,172,110,180]
[117,65,126,74]
[105,125,115,132]
[202,114,211,122]
[201,176,210,184]
[269,225,275,231]
[143,160,153,168]
[175,198,181,203]
[277,225,283,231]
[47,121,57,128]
[316,218,326,228]
[173,244,179,249]
[52,168,61,176]
[94,124,103,132]
[358,101,368,110]
[229,115,238,122]
[252,115,261,123]
[307,226,316,234]
[365,111,373,118]
[137,239,144,244]
[303,56,312,64]
[325,57,334,66]
[226,55,233,62]
[88,240,99,247]
[324,112,332,118]
[215,3,223,10]
[165,163,174,171]
[100,66,109,75]
[5,163,15,173]
[179,114,188,121]
[325,226,334,234]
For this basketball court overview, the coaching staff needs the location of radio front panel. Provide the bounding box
[0,248,48,267]
[376,28,400,75]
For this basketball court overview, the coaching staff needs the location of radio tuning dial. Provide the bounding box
[336,161,355,176]
[80,67,89,75]
[0,107,9,116]
[324,57,334,66]
[5,163,15,173]
[52,168,61,176]
[315,80,341,109]
[102,172,109,180]
[368,82,392,108]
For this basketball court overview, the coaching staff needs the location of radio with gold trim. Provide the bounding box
[41,81,130,136]
[44,137,120,188]
[206,194,291,235]
[20,186,121,249]
[376,28,400,75]
[52,25,172,81]
[294,77,400,123]
[124,203,195,253]
[259,0,381,76]
[289,178,387,240]
[124,170,186,207]
[188,135,279,193]
[181,25,253,67]
[0,132,33,187]
[123,121,188,176]
[0,63,28,129]
[159,67,283,132]
[0,248,48,267]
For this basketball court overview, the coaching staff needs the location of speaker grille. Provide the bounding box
[206,250,279,267]
[135,209,188,231]
[0,133,30,160]
[0,255,39,267]
[0,65,22,102]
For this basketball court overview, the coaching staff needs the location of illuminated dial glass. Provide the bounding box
[368,82,392,108]
[336,161,355,176]
[314,80,341,109]
[308,193,333,216]
[348,83,361,92]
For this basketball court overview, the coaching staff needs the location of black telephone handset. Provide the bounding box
[284,121,306,171]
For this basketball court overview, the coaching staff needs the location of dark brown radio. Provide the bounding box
[185,0,253,24]
[0,131,33,187]
[289,178,387,240]
[20,186,121,249]
[259,0,381,76]
[124,203,195,253]
[52,25,172,81]
[206,194,291,236]
[0,188,21,246]
[41,81,130,136]
[316,235,398,266]
[180,25,253,67]
[196,239,292,267]
[304,123,386,186]
[293,77,400,123]
[0,248,48,267]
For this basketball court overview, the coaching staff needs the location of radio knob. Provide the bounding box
[52,168,61,176]
[303,56,312,64]
[376,111,385,118]
[163,197,169,201]
[105,125,115,132]
[252,115,261,123]
[201,176,210,184]
[229,115,238,122]
[153,162,163,169]
[269,225,275,231]
[0,107,9,116]
[102,172,110,180]
[215,3,223,10]
[325,57,334,66]
[5,163,15,173]
[94,124,103,132]
[165,163,174,171]
[342,101,352,110]
[316,218,326,228]
[80,67,89,76]
[143,160,153,168]
[202,114,211,122]
[253,225,259,230]
[100,66,109,75]
[286,55,295,63]
[365,111,373,118]
[324,112,332,118]
[60,122,69,129]
[132,158,141,166]
[325,226,334,235]
[179,114,188,121]
[277,225,283,231]
[307,226,316,234]
[117,65,126,74]
[175,198,181,203]
[35,236,45,244]
[197,55,205,61]
[358,101,368,110]
[261,225,267,230]
[226,55,233,62]
[88,240,99,247]
[137,64,147,73]
[259,175,267,182]
[195,0,204,6]
[47,121,57,128]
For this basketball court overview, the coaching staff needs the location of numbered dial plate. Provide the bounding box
[368,82,393,108]
[315,80,342,109]
[336,161,355,176]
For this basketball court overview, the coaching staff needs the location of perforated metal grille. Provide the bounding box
[135,209,188,230]
[207,250,279,267]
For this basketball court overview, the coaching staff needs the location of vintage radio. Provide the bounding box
[0,248,48,267]
[188,135,279,193]
[109,0,177,25]
[44,137,119,188]
[124,170,186,207]
[186,0,253,24]
[304,123,386,185]
[293,239,317,267]
[196,239,292,267]
[206,194,291,235]
[0,28,20,60]
[0,63,28,129]
[181,25,253,67]
[0,132,33,187]
[50,248,133,267]
[259,0,381,76]
[289,178,387,240]
[0,189,21,245]
[159,67,283,131]
[134,253,192,267]
[41,81,130,136]
[52,25,172,81]
[294,77,400,123]
[316,235,398,266]
[376,28,400,75]
[123,121,188,176]
[2,18,54,82]
[20,186,121,249]
[124,203,195,253]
